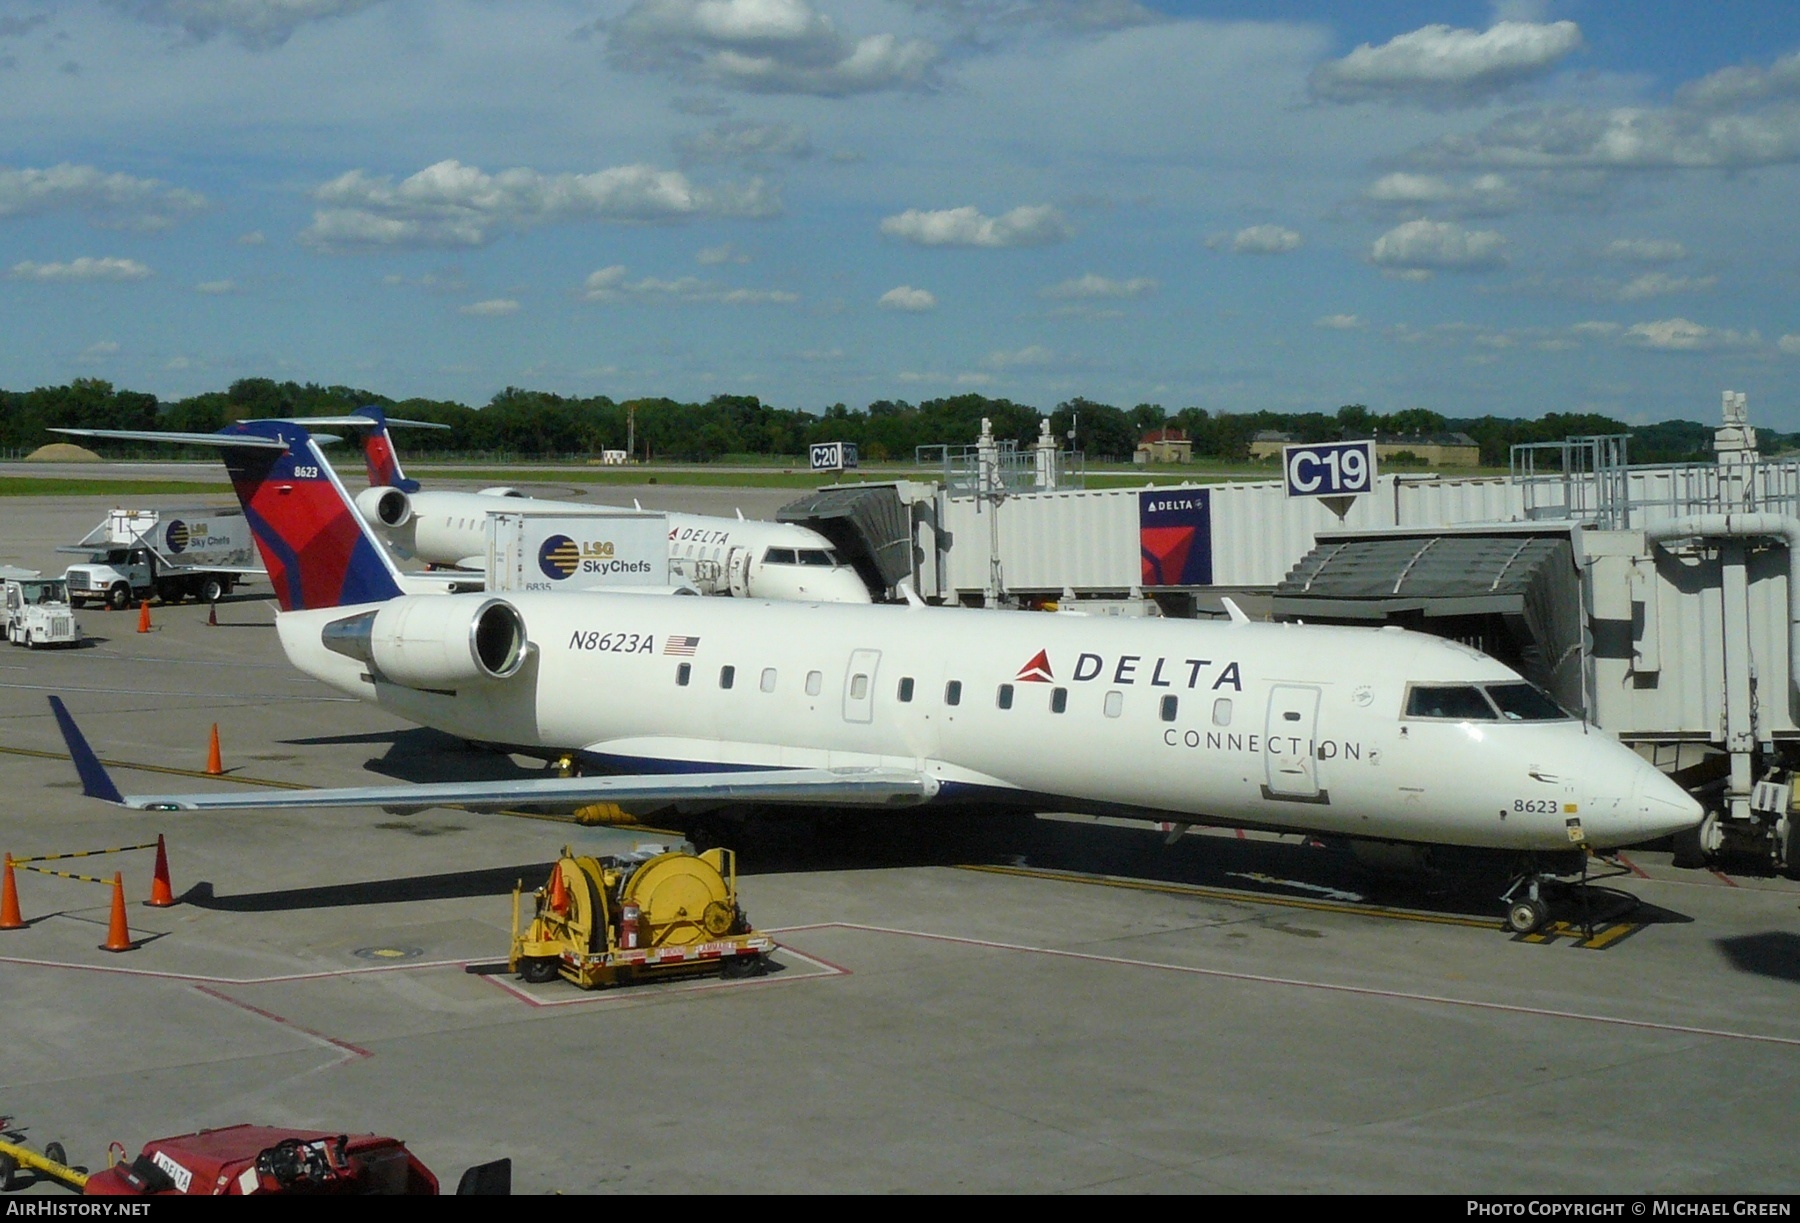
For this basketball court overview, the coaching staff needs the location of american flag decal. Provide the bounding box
[664,635,700,656]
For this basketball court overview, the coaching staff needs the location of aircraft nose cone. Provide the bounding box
[1629,762,1704,840]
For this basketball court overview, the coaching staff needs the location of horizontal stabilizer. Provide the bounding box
[50,428,286,450]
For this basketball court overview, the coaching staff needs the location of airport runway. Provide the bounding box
[2,496,1798,1194]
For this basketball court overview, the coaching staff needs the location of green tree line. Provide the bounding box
[0,377,1765,466]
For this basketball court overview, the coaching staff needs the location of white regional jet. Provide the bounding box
[320,406,872,604]
[48,419,1702,933]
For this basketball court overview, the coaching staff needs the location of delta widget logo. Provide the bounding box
[1015,649,1053,682]
[538,534,580,580]
[165,521,189,553]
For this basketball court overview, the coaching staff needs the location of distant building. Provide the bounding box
[1249,429,1481,467]
[1134,428,1192,465]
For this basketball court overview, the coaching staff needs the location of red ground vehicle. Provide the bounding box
[76,1126,508,1196]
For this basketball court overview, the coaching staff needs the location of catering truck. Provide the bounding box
[61,507,261,609]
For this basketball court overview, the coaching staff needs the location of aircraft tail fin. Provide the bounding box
[52,421,405,612]
[353,405,419,493]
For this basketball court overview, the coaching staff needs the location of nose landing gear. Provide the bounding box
[1500,852,1636,937]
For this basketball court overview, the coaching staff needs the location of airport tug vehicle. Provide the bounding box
[511,845,772,989]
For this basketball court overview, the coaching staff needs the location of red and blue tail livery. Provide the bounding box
[51,420,404,613]
[353,405,419,492]
[217,420,403,611]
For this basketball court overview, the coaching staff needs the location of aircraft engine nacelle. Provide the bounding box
[322,595,528,690]
[355,484,413,528]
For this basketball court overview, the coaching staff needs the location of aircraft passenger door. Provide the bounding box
[843,649,880,724]
[1264,684,1323,800]
[728,547,752,598]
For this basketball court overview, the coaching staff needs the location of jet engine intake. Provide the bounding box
[354,485,412,528]
[322,595,528,689]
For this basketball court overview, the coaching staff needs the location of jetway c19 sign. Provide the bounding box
[1283,440,1376,499]
[810,442,858,471]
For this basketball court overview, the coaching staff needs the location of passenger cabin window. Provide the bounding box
[1051,687,1068,714]
[1103,691,1123,718]
[1212,698,1233,727]
[798,550,835,566]
[1405,685,1497,720]
[720,665,736,690]
[1159,695,1178,723]
[764,547,797,564]
[997,683,1014,710]
[760,668,777,693]
[898,677,915,702]
[1485,682,1572,722]
[676,663,691,687]
[805,670,822,696]
[945,680,962,707]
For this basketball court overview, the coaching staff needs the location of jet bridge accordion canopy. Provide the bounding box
[1271,530,1585,716]
[778,484,914,593]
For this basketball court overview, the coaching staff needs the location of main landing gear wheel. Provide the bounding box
[1507,898,1549,934]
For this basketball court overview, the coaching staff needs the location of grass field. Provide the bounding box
[0,478,228,497]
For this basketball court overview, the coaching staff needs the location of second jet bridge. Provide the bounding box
[1270,525,1587,718]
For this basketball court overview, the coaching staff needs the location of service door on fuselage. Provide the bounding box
[1265,684,1323,800]
[843,649,880,724]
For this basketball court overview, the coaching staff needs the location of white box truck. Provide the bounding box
[485,510,671,594]
[1,571,82,648]
[61,507,262,609]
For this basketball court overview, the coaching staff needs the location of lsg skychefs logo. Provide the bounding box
[537,534,652,581]
[1466,1201,1791,1218]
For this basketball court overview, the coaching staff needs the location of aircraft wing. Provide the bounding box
[48,697,936,813]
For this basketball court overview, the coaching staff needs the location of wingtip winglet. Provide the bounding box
[46,696,125,805]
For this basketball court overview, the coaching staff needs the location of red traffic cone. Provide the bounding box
[205,724,223,776]
[100,872,132,952]
[1,854,25,931]
[548,862,569,915]
[136,600,151,633]
[206,603,218,627]
[147,834,175,908]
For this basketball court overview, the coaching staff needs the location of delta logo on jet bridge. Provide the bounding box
[1017,648,1244,691]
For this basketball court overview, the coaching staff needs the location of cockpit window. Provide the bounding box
[1483,682,1572,722]
[763,547,797,565]
[1404,685,1498,720]
[797,549,835,566]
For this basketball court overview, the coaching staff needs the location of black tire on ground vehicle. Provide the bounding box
[25,632,36,650]
[43,1142,65,1169]
[1670,824,1708,869]
[107,583,131,611]
[519,957,559,984]
[200,576,225,604]
[0,1151,16,1191]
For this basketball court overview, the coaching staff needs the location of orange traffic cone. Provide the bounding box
[136,600,151,633]
[205,724,223,776]
[1,854,24,931]
[147,834,175,908]
[100,872,131,952]
[206,603,218,628]
[548,862,569,915]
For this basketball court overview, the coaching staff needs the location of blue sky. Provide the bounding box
[7,1,1800,428]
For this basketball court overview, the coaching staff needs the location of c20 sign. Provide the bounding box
[810,441,858,471]
[1283,440,1376,499]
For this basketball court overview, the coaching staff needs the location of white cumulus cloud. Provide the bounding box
[1621,318,1759,352]
[676,121,813,163]
[880,204,1071,248]
[1369,219,1508,275]
[1212,224,1301,254]
[0,164,205,231]
[11,257,152,282]
[1041,273,1156,299]
[879,285,936,311]
[1615,272,1716,301]
[1311,20,1583,107]
[1363,171,1520,217]
[1600,238,1689,264]
[985,344,1054,368]
[300,159,779,250]
[606,0,938,97]
[1314,314,1365,330]
[583,264,797,305]
[460,298,520,317]
[105,0,391,49]
[1779,334,1800,356]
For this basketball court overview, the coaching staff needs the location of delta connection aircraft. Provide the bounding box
[48,418,1702,932]
[325,406,872,604]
